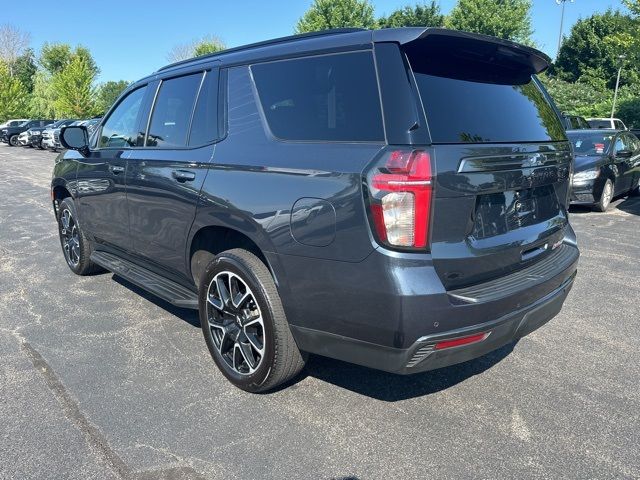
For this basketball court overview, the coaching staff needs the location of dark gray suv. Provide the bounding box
[52,28,579,392]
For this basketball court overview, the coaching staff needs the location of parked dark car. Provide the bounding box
[52,28,579,392]
[30,119,76,149]
[0,118,28,129]
[1,119,54,146]
[568,129,640,211]
[561,114,590,130]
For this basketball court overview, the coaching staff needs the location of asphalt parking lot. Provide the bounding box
[0,144,638,480]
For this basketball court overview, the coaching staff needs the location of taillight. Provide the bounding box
[366,149,433,249]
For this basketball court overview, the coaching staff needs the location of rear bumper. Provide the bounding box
[291,272,574,374]
[274,237,578,374]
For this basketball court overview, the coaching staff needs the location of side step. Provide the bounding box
[90,251,199,309]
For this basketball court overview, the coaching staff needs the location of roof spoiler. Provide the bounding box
[373,27,550,75]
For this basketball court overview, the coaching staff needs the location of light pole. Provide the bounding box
[556,0,574,57]
[611,54,626,119]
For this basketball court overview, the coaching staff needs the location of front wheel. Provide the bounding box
[594,179,613,212]
[199,249,305,392]
[8,135,19,147]
[57,198,100,275]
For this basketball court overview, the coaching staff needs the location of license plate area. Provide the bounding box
[471,185,560,240]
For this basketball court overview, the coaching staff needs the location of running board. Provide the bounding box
[90,251,199,309]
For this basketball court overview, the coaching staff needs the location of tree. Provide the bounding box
[378,2,444,28]
[446,0,533,45]
[554,10,637,89]
[39,43,99,78]
[167,36,226,62]
[193,37,226,57]
[295,0,376,33]
[95,80,130,114]
[29,71,56,118]
[52,55,97,117]
[0,24,30,76]
[39,42,73,75]
[13,48,37,93]
[0,61,28,121]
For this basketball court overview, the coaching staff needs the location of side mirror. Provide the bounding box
[60,126,90,156]
[616,149,633,159]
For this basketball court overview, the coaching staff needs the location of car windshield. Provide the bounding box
[567,131,615,155]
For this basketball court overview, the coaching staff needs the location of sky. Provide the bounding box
[1,0,629,83]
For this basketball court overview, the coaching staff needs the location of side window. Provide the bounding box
[146,73,202,147]
[251,51,384,142]
[99,86,147,148]
[614,120,624,130]
[188,70,220,146]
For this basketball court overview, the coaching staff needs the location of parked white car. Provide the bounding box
[587,117,627,130]
[17,131,30,146]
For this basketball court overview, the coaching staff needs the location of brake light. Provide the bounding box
[367,150,432,249]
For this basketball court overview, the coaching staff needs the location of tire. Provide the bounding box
[8,135,19,147]
[56,198,100,275]
[594,179,613,212]
[199,249,305,392]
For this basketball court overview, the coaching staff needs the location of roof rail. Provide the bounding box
[157,28,367,72]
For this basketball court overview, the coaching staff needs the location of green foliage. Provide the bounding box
[554,10,637,88]
[28,70,56,118]
[95,80,130,114]
[13,48,36,93]
[446,0,533,44]
[295,0,376,33]
[40,43,99,77]
[193,39,225,57]
[0,61,29,121]
[539,74,612,118]
[51,55,97,118]
[378,2,444,28]
[617,97,640,128]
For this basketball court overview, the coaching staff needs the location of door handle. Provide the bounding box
[110,165,125,174]
[172,169,196,182]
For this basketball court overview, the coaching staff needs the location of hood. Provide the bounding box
[574,155,608,172]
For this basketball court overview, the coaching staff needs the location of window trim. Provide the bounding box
[142,67,225,151]
[249,49,387,145]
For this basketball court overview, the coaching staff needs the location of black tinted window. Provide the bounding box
[410,57,565,143]
[147,73,202,147]
[99,86,147,148]
[189,71,219,146]
[252,52,384,142]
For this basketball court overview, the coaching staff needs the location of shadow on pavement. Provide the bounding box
[112,276,201,328]
[112,275,517,401]
[616,195,640,216]
[289,341,517,401]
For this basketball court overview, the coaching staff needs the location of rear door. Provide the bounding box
[76,85,149,251]
[125,68,220,278]
[400,36,572,289]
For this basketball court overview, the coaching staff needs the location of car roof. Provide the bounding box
[131,27,549,85]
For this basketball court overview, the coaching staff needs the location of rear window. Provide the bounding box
[588,120,612,129]
[408,54,565,144]
[251,51,384,142]
[147,73,202,148]
[567,131,615,155]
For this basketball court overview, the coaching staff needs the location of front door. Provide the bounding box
[76,85,149,252]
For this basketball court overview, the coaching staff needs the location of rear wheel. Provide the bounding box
[594,179,613,212]
[199,249,305,392]
[8,135,19,147]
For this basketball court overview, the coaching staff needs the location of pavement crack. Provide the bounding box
[19,340,132,480]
